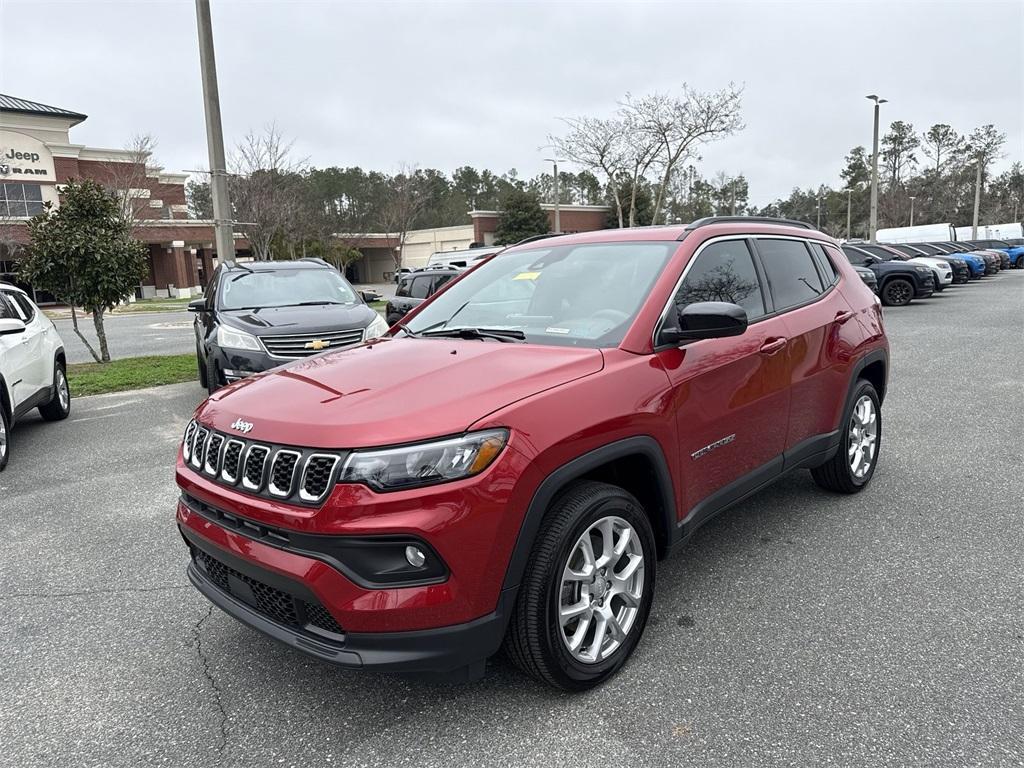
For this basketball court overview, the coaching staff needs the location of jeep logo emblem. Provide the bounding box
[230,418,254,434]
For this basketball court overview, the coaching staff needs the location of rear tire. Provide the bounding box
[881,278,913,307]
[1016,256,1023,269]
[504,481,656,691]
[38,360,71,422]
[811,379,881,494]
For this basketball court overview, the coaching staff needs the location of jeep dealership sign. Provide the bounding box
[0,130,56,179]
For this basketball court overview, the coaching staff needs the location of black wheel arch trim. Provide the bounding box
[501,435,678,592]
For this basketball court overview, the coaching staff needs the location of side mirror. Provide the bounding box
[0,318,27,336]
[360,290,381,303]
[660,301,748,344]
[187,298,207,313]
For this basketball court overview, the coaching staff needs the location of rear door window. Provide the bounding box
[756,239,825,311]
[841,247,871,267]
[409,276,432,299]
[809,243,838,286]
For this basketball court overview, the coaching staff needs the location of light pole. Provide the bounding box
[846,188,853,241]
[866,94,887,243]
[971,152,983,239]
[816,192,822,229]
[544,157,565,233]
[908,195,916,227]
[195,0,235,265]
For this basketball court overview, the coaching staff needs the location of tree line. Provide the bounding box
[756,123,1019,239]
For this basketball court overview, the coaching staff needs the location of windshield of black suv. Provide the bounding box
[219,268,359,310]
[401,242,677,347]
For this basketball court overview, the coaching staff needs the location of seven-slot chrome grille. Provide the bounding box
[182,420,345,506]
[261,328,365,359]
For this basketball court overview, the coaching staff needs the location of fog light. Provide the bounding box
[404,545,426,568]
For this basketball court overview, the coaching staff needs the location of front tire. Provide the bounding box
[205,352,221,394]
[811,379,881,494]
[504,481,656,691]
[0,399,10,472]
[38,361,71,422]
[1016,256,1023,269]
[197,344,208,389]
[881,278,913,307]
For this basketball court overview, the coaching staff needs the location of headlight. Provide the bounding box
[363,313,390,341]
[217,324,262,351]
[914,266,931,274]
[340,429,508,491]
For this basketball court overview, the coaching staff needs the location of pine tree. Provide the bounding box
[494,189,549,245]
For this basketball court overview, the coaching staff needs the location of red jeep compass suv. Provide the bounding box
[176,217,888,690]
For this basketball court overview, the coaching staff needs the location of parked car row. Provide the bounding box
[840,239,1021,307]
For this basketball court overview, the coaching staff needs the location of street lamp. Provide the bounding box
[816,192,822,229]
[908,195,916,227]
[866,94,887,243]
[543,157,566,233]
[846,188,854,241]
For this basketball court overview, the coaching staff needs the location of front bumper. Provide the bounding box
[210,346,281,384]
[915,274,936,298]
[183,523,514,674]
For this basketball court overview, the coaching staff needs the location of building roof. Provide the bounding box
[0,94,87,125]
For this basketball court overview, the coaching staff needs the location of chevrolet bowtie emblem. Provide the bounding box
[305,339,330,351]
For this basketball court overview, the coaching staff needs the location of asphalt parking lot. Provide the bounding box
[54,310,195,364]
[2,272,1022,767]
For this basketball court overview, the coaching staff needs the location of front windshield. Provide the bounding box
[402,242,676,348]
[219,268,358,310]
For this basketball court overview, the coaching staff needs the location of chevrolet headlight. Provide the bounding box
[217,325,262,351]
[363,313,390,341]
[340,429,508,491]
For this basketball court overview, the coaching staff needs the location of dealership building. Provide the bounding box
[2,93,613,296]
[1,94,225,301]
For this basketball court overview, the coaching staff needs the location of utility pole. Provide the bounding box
[544,158,564,233]
[816,193,822,229]
[866,94,887,243]
[846,188,853,241]
[909,195,916,227]
[196,0,235,265]
[971,154,983,239]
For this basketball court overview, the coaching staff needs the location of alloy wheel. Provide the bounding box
[57,369,70,412]
[886,281,911,305]
[848,394,878,479]
[558,515,645,664]
[0,415,6,460]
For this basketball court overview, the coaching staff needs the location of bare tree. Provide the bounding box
[379,164,428,272]
[550,84,743,227]
[231,124,306,260]
[550,116,629,226]
[631,85,744,224]
[99,134,159,230]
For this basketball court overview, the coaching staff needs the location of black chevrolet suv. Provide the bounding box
[840,244,935,306]
[190,259,389,392]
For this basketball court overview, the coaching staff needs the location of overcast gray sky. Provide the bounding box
[1,0,1021,206]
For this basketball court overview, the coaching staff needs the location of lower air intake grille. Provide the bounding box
[192,547,343,637]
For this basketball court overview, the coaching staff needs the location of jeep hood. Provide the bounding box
[196,337,604,448]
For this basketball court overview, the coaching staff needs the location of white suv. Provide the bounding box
[0,283,70,471]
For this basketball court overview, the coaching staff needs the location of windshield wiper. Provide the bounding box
[421,327,526,342]
[397,322,420,338]
[294,300,343,306]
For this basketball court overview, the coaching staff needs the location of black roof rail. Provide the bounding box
[513,233,561,246]
[679,216,814,239]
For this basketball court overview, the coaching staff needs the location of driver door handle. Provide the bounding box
[759,337,787,355]
[834,310,855,325]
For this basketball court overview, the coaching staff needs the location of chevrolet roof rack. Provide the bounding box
[679,216,814,239]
